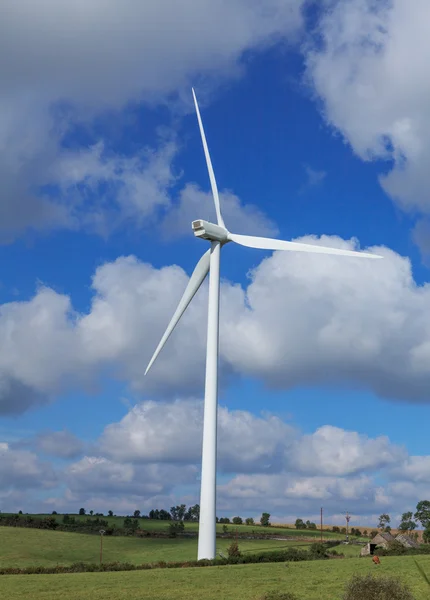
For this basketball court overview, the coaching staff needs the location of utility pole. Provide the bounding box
[320,507,323,543]
[344,512,351,543]
[99,529,105,564]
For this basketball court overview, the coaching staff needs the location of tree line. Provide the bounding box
[376,501,430,542]
[76,505,271,526]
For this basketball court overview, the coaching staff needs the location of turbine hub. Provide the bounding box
[192,220,229,243]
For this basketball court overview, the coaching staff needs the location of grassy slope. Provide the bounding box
[2,514,345,538]
[3,556,430,600]
[0,527,311,568]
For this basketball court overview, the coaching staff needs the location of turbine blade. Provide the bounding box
[192,88,225,228]
[145,249,211,376]
[228,233,383,259]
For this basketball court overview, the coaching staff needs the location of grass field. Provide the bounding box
[2,556,430,600]
[0,527,312,568]
[2,513,349,538]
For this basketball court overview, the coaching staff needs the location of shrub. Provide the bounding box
[227,541,241,558]
[168,521,184,537]
[258,592,299,600]
[342,574,415,600]
[309,543,328,559]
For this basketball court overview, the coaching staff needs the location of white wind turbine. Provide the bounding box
[145,89,382,560]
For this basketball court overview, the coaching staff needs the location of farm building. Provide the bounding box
[360,531,419,556]
[395,533,419,548]
[361,532,394,556]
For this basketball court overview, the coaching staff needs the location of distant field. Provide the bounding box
[0,527,312,568]
[2,556,430,600]
[2,513,345,538]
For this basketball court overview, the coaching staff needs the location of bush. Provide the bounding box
[343,574,415,600]
[309,543,328,558]
[227,541,241,558]
[258,592,299,600]
[168,521,184,537]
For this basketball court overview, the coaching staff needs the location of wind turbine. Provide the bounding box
[145,88,382,561]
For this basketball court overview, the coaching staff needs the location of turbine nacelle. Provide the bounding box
[192,219,229,243]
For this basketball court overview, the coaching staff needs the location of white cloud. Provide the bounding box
[389,456,430,484]
[32,430,84,459]
[162,183,279,239]
[1,0,304,107]
[291,425,406,477]
[0,443,57,491]
[5,235,430,412]
[305,0,430,226]
[0,0,305,240]
[2,400,427,520]
[99,399,294,473]
[217,472,382,515]
[66,456,197,497]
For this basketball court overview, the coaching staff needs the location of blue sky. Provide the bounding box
[1,0,430,527]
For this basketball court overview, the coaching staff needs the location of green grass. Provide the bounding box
[0,527,311,568]
[2,556,430,600]
[3,513,347,538]
[331,543,364,558]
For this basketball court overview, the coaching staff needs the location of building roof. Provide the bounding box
[395,533,420,548]
[371,531,396,543]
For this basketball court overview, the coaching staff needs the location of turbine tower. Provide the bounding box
[145,89,382,560]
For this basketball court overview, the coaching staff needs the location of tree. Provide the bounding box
[295,518,306,529]
[399,511,417,533]
[415,501,430,529]
[89,510,93,516]
[158,509,171,520]
[79,508,86,516]
[307,522,317,530]
[245,517,254,526]
[184,504,200,522]
[332,526,340,533]
[378,513,390,531]
[219,517,231,524]
[232,516,243,525]
[423,527,430,544]
[133,510,141,518]
[108,510,113,517]
[52,511,57,515]
[170,504,186,521]
[260,512,271,527]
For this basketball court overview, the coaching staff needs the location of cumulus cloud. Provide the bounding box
[0,443,57,491]
[32,430,84,459]
[217,472,383,515]
[4,235,430,412]
[305,0,430,242]
[161,183,279,239]
[1,400,426,519]
[291,426,406,477]
[0,0,305,240]
[99,399,294,473]
[66,456,198,497]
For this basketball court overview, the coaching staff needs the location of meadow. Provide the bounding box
[2,556,430,600]
[0,526,314,568]
[3,513,345,538]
